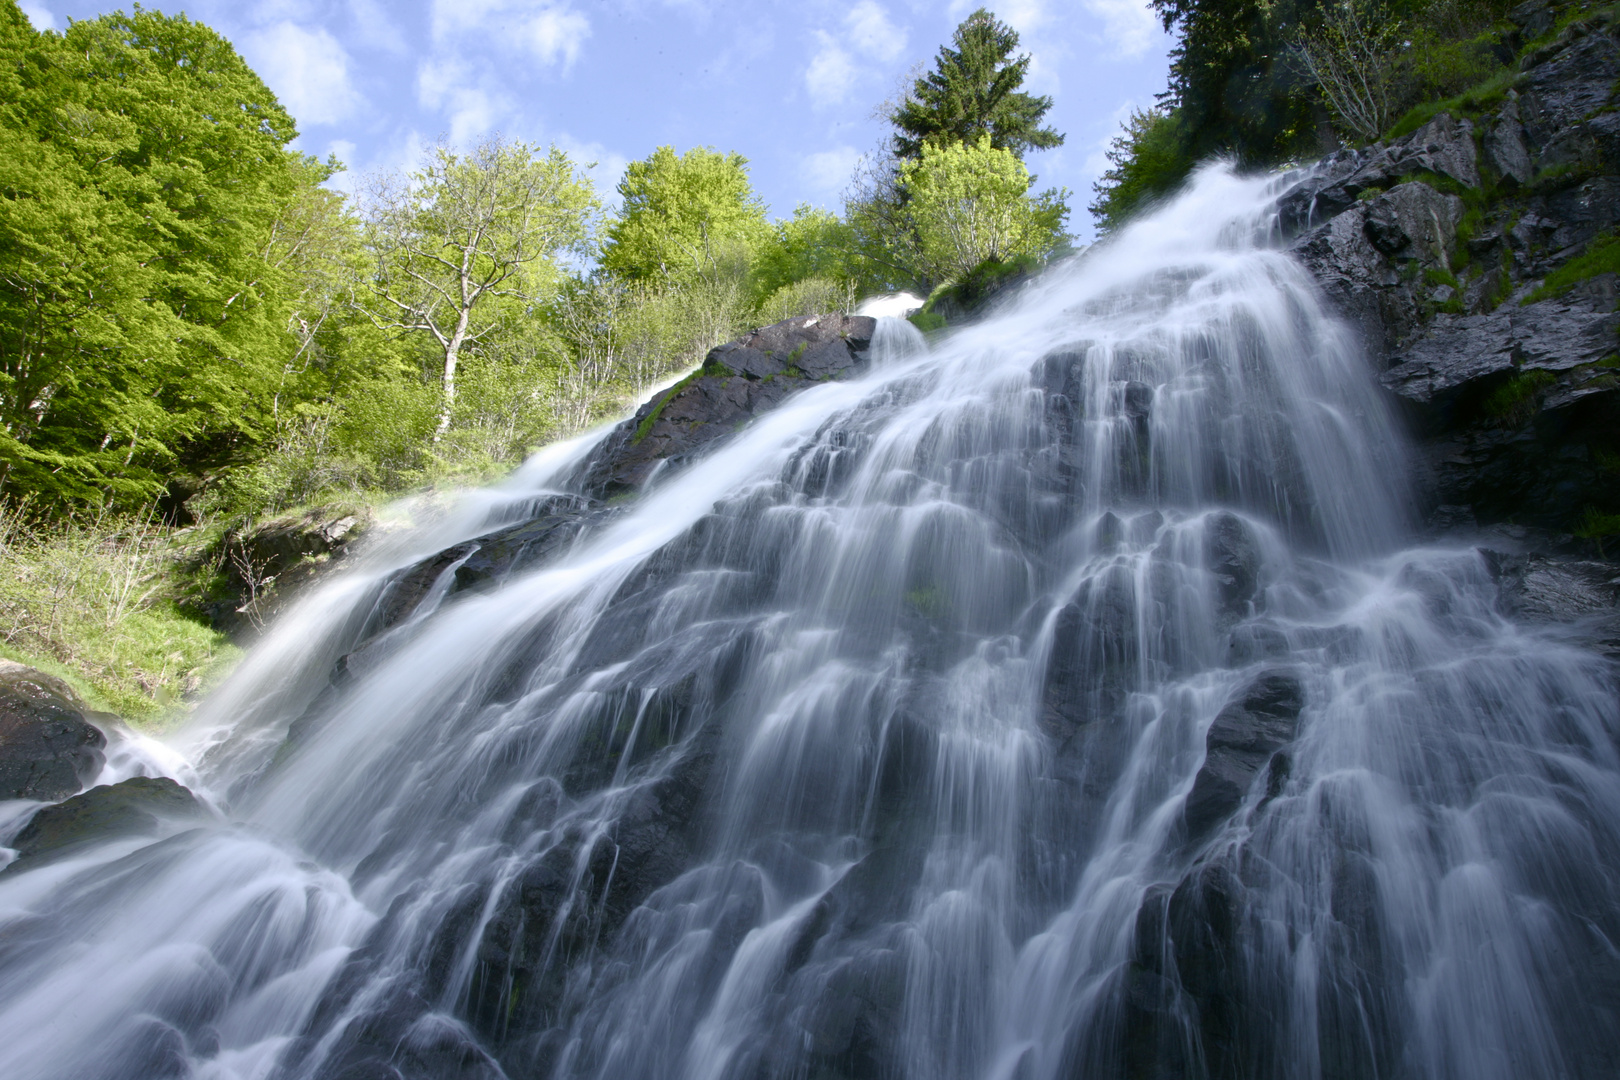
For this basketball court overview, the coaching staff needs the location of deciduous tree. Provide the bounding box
[364,137,597,441]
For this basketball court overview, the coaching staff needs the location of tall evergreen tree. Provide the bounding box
[889,8,1064,161]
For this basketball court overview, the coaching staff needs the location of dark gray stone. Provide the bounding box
[1380,299,1620,405]
[0,662,105,802]
[571,313,875,497]
[1182,670,1306,839]
[7,776,204,865]
[1488,95,1534,187]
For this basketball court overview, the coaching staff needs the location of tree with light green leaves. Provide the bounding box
[363,137,599,442]
[601,146,771,284]
[901,135,1069,284]
[0,2,314,508]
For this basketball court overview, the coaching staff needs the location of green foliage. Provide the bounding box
[1483,368,1557,420]
[890,7,1063,161]
[0,3,311,509]
[1523,232,1620,302]
[601,145,770,284]
[1150,0,1321,164]
[0,502,238,722]
[365,137,599,440]
[1090,109,1194,232]
[1385,68,1517,138]
[900,136,1069,284]
[752,204,856,303]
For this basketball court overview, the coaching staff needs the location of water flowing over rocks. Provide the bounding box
[0,157,1619,1080]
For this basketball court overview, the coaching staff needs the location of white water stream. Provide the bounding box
[0,165,1614,1080]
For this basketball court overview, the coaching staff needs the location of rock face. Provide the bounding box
[5,776,203,867]
[187,506,371,635]
[0,661,106,802]
[573,314,875,496]
[1181,671,1306,840]
[1282,12,1620,537]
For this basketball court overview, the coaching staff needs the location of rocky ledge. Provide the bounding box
[573,313,875,496]
[1280,4,1620,535]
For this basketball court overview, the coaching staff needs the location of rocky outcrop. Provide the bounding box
[1283,8,1620,537]
[572,314,875,497]
[1181,670,1306,840]
[0,661,106,802]
[4,776,204,869]
[187,506,371,635]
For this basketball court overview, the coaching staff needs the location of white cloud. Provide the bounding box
[525,8,590,68]
[245,22,364,127]
[1082,0,1160,58]
[845,2,906,61]
[416,57,501,144]
[803,146,861,198]
[429,0,591,69]
[345,0,408,54]
[805,31,857,109]
[18,2,54,30]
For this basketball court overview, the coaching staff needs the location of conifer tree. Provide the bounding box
[889,8,1064,161]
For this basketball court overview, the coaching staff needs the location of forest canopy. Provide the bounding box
[0,2,1072,524]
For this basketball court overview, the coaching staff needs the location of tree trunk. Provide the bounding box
[434,308,473,444]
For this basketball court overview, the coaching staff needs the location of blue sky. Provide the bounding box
[19,0,1172,241]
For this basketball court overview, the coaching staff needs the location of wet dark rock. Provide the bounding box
[0,661,106,802]
[572,314,875,497]
[1182,670,1306,840]
[1291,181,1464,359]
[1277,114,1478,239]
[1205,512,1262,616]
[7,776,203,865]
[198,506,371,635]
[1285,21,1620,542]
[1489,549,1620,660]
[1380,299,1620,406]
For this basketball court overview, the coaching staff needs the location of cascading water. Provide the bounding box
[0,164,1615,1080]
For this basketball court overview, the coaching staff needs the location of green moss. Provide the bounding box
[1386,70,1518,141]
[908,311,948,333]
[1523,233,1620,303]
[904,585,948,619]
[1483,369,1558,421]
[1425,267,1462,289]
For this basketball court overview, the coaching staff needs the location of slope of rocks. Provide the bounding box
[1280,4,1620,536]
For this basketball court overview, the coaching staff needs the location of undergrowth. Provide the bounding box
[0,504,239,726]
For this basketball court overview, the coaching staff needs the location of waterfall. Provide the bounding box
[0,163,1615,1080]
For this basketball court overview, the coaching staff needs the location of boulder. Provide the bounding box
[0,661,106,802]
[1182,670,1306,839]
[572,314,875,497]
[7,776,204,865]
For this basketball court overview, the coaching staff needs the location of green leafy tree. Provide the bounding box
[363,137,598,442]
[900,135,1068,283]
[890,8,1064,161]
[751,204,856,304]
[600,146,771,284]
[0,2,310,508]
[1089,108,1192,232]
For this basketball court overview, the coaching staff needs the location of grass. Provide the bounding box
[1523,233,1620,303]
[1385,69,1519,141]
[0,504,240,727]
[1482,369,1557,422]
